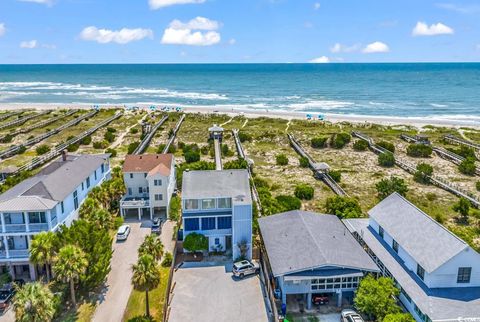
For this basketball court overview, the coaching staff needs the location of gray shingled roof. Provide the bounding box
[182,170,251,204]
[258,211,379,277]
[369,193,467,273]
[344,218,480,321]
[0,154,109,211]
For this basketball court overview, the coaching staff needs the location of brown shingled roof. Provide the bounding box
[122,154,173,176]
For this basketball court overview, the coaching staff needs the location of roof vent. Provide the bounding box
[139,156,142,159]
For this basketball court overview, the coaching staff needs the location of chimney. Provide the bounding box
[61,150,67,162]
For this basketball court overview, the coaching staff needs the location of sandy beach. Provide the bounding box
[0,102,479,129]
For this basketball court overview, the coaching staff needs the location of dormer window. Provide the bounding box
[416,264,425,280]
[392,240,399,253]
[379,226,384,239]
[457,267,471,284]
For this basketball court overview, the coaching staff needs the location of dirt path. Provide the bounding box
[110,115,146,149]
[220,116,235,127]
[241,119,248,128]
[285,119,292,133]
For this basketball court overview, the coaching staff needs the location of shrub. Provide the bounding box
[238,132,252,143]
[329,170,341,182]
[376,176,409,200]
[36,144,51,155]
[81,136,92,145]
[93,141,107,149]
[383,314,415,322]
[113,216,124,230]
[353,140,369,151]
[67,143,79,152]
[311,137,328,149]
[200,145,210,155]
[105,148,117,158]
[104,131,115,143]
[447,146,476,159]
[325,196,363,218]
[253,177,269,188]
[127,141,140,154]
[275,195,302,211]
[18,145,27,154]
[299,156,309,168]
[294,184,314,200]
[129,127,139,134]
[224,159,249,169]
[331,132,351,149]
[453,198,471,223]
[184,150,201,163]
[161,252,173,267]
[0,134,13,143]
[183,233,208,254]
[276,154,289,166]
[221,144,234,157]
[169,196,181,222]
[459,157,476,176]
[413,163,433,184]
[378,152,395,167]
[476,181,480,192]
[107,127,116,133]
[377,141,395,153]
[407,144,432,158]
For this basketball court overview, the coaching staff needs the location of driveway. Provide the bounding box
[93,219,151,322]
[168,262,269,322]
[0,308,14,322]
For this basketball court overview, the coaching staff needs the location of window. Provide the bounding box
[130,173,133,179]
[101,164,105,173]
[86,177,90,188]
[184,218,199,231]
[28,212,46,224]
[4,213,12,225]
[379,226,384,239]
[417,264,425,280]
[73,190,79,210]
[457,267,472,283]
[61,201,64,214]
[392,240,399,253]
[154,179,162,186]
[128,188,132,195]
[144,173,147,178]
[146,186,149,193]
[311,276,360,291]
[202,198,216,209]
[185,199,199,210]
[217,216,232,229]
[154,194,163,201]
[217,198,232,209]
[401,288,412,303]
[139,187,143,194]
[201,217,216,230]
[94,170,97,180]
[81,182,84,191]
[215,238,220,245]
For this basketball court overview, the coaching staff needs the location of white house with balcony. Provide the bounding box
[120,154,175,220]
[181,169,252,260]
[344,192,480,322]
[0,153,110,281]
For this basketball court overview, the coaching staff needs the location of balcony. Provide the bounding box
[2,222,51,233]
[9,249,29,258]
[4,224,27,233]
[121,196,150,208]
[29,223,49,232]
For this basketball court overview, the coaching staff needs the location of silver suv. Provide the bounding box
[341,309,364,322]
[232,260,260,278]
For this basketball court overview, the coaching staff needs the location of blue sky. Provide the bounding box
[0,0,479,63]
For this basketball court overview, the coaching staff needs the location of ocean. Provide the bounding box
[0,63,479,119]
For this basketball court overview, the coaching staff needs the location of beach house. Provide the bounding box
[258,211,379,310]
[0,152,111,280]
[344,192,480,322]
[181,169,252,260]
[120,154,176,220]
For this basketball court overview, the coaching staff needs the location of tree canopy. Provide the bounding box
[376,176,408,200]
[183,233,209,253]
[325,196,363,219]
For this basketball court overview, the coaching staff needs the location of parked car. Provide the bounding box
[0,283,15,311]
[312,294,329,305]
[341,309,364,322]
[151,217,162,235]
[232,260,259,278]
[116,224,131,241]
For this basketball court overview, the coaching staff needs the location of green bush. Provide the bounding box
[106,127,116,133]
[407,144,432,158]
[184,150,201,163]
[299,156,309,168]
[81,136,92,145]
[294,184,314,200]
[113,216,124,229]
[325,196,363,219]
[238,132,252,143]
[183,233,208,253]
[221,144,234,157]
[476,181,480,192]
[67,143,80,152]
[331,133,351,149]
[413,163,433,184]
[104,131,115,143]
[93,141,107,149]
[311,137,328,149]
[1,134,13,143]
[276,154,289,166]
[377,141,395,153]
[447,146,476,159]
[224,159,249,169]
[275,195,302,211]
[127,141,140,154]
[105,148,117,158]
[353,140,369,151]
[18,145,27,154]
[36,144,51,155]
[459,157,476,176]
[169,196,181,222]
[378,152,395,167]
[161,252,173,267]
[200,145,210,155]
[329,170,341,182]
[253,177,269,188]
[376,176,408,200]
[129,127,139,134]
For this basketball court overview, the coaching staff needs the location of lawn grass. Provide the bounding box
[123,267,170,322]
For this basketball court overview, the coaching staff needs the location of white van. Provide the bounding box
[116,224,131,241]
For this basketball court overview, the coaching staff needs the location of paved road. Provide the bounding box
[93,219,151,322]
[0,307,14,322]
[169,262,269,322]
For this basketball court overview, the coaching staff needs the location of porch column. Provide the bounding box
[8,263,14,278]
[29,263,36,281]
[24,212,30,232]
[3,236,9,259]
[47,210,52,230]
[306,292,312,310]
[0,213,5,233]
[336,290,343,307]
[150,207,153,220]
[138,208,142,221]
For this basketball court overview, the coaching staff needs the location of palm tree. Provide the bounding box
[79,197,100,219]
[29,231,56,282]
[13,282,55,322]
[53,245,88,307]
[132,254,161,317]
[138,235,164,261]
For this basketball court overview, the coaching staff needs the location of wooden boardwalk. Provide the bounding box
[162,114,185,154]
[132,114,168,155]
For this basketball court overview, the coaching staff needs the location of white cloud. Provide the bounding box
[229,38,236,45]
[412,22,454,36]
[362,41,389,53]
[0,23,5,37]
[309,56,330,63]
[80,26,153,44]
[20,40,38,49]
[313,2,320,10]
[149,0,205,10]
[330,43,360,53]
[17,0,53,5]
[161,17,221,46]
